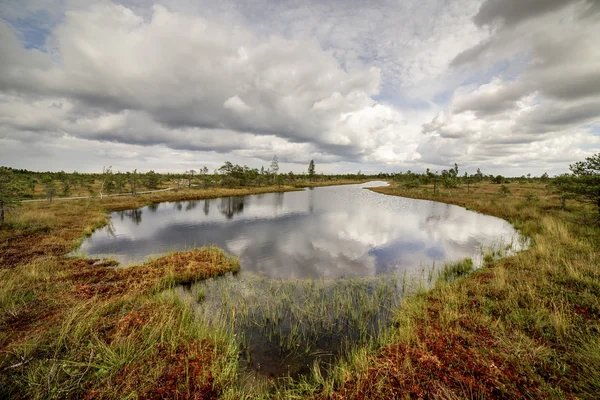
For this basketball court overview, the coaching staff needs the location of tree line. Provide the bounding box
[0,158,359,224]
[2,154,600,226]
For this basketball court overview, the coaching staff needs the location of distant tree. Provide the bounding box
[476,168,484,182]
[551,174,578,210]
[218,161,247,187]
[270,155,279,176]
[145,170,160,189]
[441,169,457,188]
[0,168,26,226]
[464,172,473,192]
[276,174,285,187]
[114,173,126,194]
[187,169,196,188]
[61,179,71,196]
[99,166,112,199]
[218,162,234,176]
[565,153,600,217]
[44,180,57,202]
[403,179,420,189]
[127,169,139,195]
[308,160,316,181]
[56,171,71,196]
[199,166,210,188]
[492,175,504,184]
[540,172,549,182]
[105,177,115,193]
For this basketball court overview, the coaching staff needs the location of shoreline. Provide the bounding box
[2,180,599,398]
[323,182,600,399]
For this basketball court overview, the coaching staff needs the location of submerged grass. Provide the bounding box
[182,273,406,380]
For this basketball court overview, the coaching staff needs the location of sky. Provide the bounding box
[1,0,599,176]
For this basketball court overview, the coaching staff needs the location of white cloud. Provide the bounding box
[420,0,600,173]
[0,3,422,168]
[1,0,599,175]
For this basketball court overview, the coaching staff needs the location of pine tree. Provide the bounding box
[308,160,316,181]
[0,168,25,225]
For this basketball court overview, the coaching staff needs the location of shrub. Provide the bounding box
[524,192,539,202]
[498,185,511,195]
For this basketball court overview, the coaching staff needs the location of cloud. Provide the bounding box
[0,3,424,167]
[420,0,600,171]
[473,0,600,28]
[1,0,600,175]
[473,0,574,27]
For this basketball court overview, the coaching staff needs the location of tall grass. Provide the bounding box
[315,181,600,398]
[3,181,600,398]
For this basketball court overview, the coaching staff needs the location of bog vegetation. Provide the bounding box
[1,154,600,399]
[0,157,370,205]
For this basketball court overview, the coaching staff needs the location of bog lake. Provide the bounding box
[80,182,526,380]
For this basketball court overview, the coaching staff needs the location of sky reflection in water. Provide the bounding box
[80,182,523,278]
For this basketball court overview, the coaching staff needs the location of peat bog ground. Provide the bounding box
[1,181,599,398]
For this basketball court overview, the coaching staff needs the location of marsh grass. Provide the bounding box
[182,273,404,380]
[2,181,600,399]
[316,182,600,399]
[1,182,365,399]
[1,240,239,398]
[438,258,474,283]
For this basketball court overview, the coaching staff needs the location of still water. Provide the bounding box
[81,181,523,276]
[81,181,525,381]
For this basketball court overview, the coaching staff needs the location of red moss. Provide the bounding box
[86,341,219,399]
[324,301,542,400]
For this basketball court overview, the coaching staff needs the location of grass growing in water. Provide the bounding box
[179,273,407,382]
[438,258,473,283]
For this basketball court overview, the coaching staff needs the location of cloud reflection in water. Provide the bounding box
[80,182,524,279]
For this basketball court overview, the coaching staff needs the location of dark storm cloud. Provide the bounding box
[474,0,578,27]
[520,101,600,131]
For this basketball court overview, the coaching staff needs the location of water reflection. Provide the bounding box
[219,196,245,219]
[81,182,525,278]
[119,209,143,225]
[185,201,198,212]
